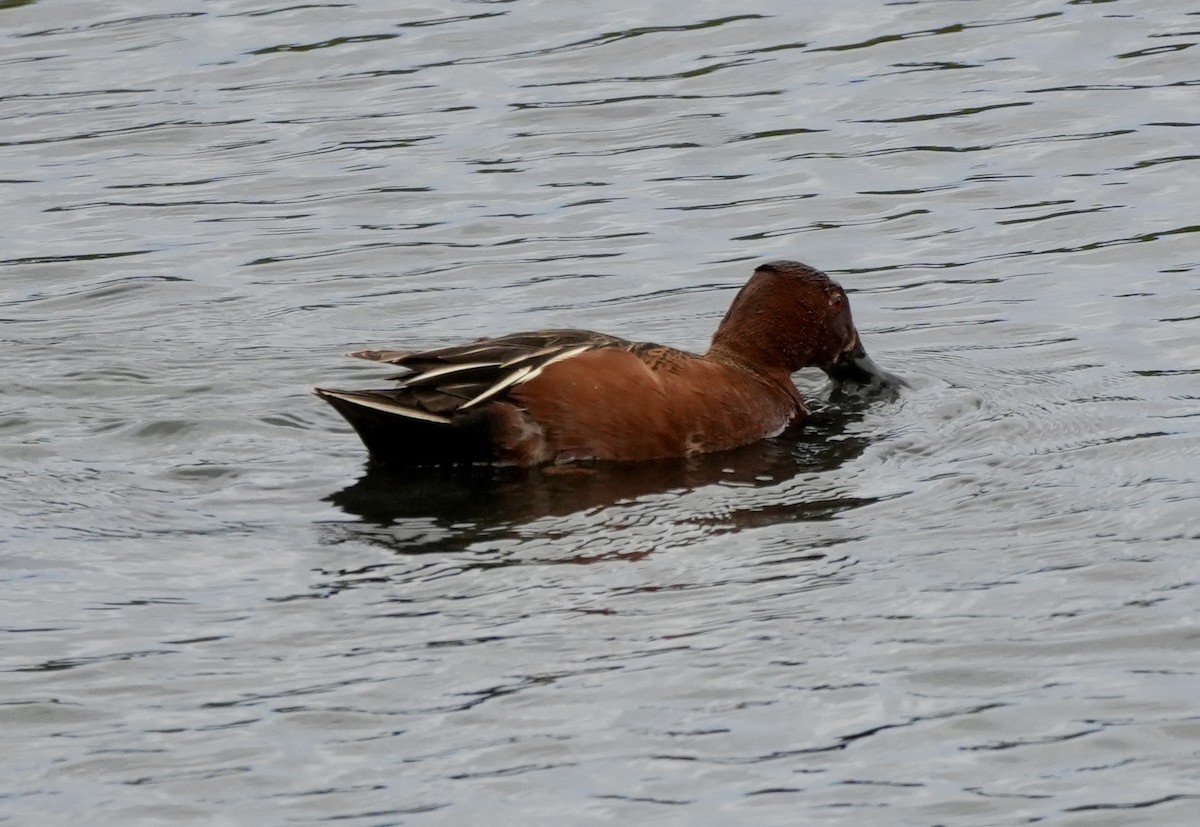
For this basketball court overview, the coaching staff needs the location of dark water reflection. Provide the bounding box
[326,402,878,552]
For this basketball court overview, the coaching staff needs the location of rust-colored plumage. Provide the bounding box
[315,260,904,466]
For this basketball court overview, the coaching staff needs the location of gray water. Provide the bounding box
[3,0,1199,824]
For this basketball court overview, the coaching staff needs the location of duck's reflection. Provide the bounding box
[322,398,881,556]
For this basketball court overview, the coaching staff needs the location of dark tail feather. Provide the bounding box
[314,388,495,466]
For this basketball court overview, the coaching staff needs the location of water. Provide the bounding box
[3,0,1199,823]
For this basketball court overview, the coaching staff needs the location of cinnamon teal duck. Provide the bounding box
[315,260,905,466]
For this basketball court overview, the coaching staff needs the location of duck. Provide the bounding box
[314,260,905,467]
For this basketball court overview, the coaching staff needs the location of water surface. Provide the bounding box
[3,0,1199,824]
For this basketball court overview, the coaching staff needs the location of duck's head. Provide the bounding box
[711,260,907,391]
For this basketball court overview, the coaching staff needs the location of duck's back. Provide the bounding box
[315,328,804,466]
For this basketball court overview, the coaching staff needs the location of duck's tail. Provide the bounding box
[313,387,492,466]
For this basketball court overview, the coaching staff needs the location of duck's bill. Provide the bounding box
[821,337,909,392]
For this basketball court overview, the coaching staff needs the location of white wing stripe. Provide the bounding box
[316,390,452,424]
[404,360,503,385]
[500,345,561,368]
[459,365,534,410]
[526,344,593,373]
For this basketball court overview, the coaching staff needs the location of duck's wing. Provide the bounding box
[315,329,634,424]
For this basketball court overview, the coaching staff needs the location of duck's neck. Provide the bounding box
[708,316,815,375]
[706,341,803,401]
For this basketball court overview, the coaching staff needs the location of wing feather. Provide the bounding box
[322,330,640,424]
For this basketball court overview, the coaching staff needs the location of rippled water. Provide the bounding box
[3,0,1199,823]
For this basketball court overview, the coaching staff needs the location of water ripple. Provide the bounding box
[4,0,1200,824]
